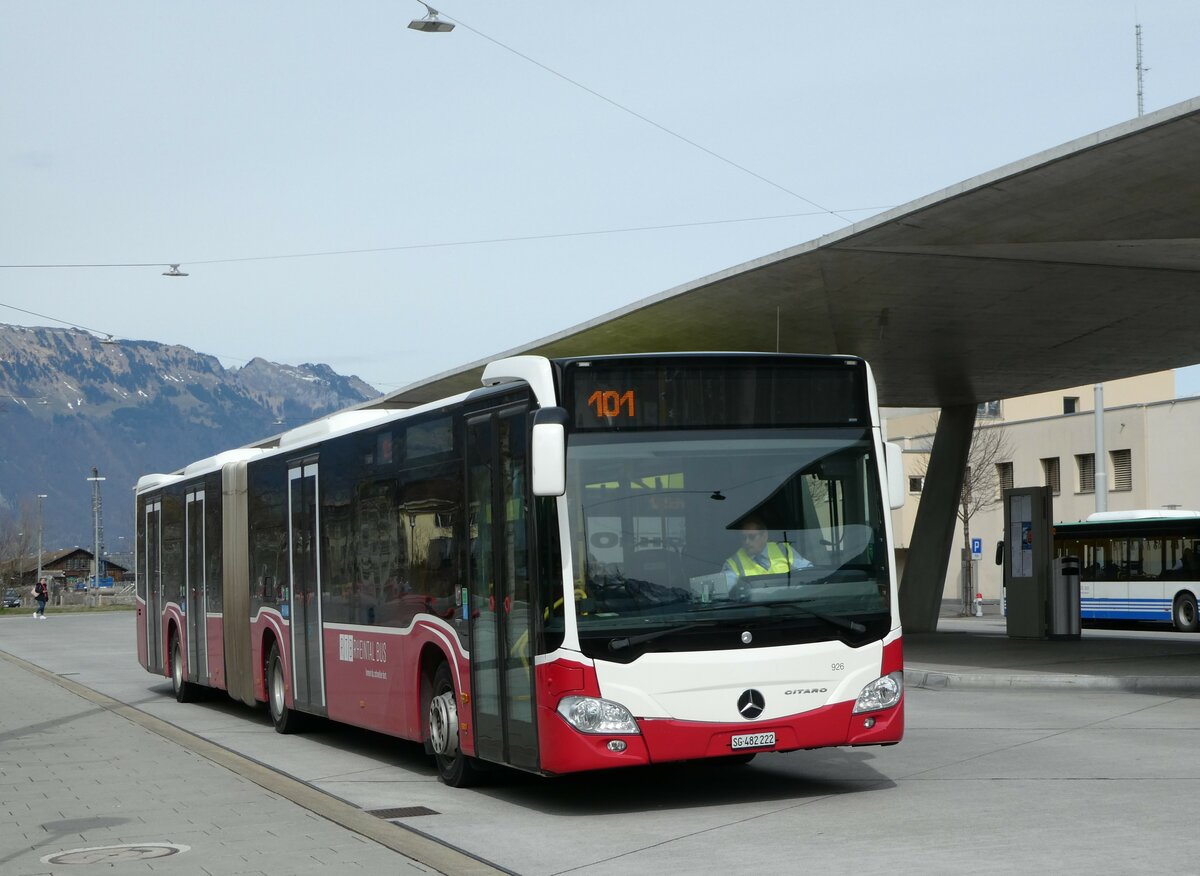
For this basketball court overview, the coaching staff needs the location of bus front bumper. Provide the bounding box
[536,696,903,775]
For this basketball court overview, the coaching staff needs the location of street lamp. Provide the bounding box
[408,1,454,32]
[87,470,106,592]
[36,494,47,589]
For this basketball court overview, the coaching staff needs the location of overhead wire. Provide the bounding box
[2,8,875,271]
[0,300,411,390]
[440,10,854,224]
[0,5,884,390]
[0,207,889,270]
[0,301,115,340]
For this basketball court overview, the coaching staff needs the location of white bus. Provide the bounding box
[1055,509,1200,631]
[136,352,907,786]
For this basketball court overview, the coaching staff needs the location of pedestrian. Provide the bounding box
[32,578,48,619]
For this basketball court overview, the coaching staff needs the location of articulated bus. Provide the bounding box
[1054,510,1200,632]
[136,353,907,786]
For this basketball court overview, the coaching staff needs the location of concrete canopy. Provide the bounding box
[382,96,1200,410]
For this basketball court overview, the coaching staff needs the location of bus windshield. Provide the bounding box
[562,429,891,660]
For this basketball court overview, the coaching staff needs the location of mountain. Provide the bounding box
[0,325,380,552]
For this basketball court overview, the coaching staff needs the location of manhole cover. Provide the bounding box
[367,806,439,819]
[41,843,190,865]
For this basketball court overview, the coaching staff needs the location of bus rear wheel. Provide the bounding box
[267,643,304,733]
[428,662,479,788]
[1173,592,1199,632]
[171,638,196,703]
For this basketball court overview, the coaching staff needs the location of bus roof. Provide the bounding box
[1055,509,1200,539]
[1082,509,1200,523]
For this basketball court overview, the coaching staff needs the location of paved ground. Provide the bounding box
[0,638,506,868]
[3,608,1200,875]
[0,616,504,876]
[0,654,441,875]
[908,614,1200,693]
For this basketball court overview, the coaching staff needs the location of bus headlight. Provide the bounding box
[852,672,903,713]
[556,696,640,734]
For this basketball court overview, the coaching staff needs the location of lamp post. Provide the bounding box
[36,494,47,589]
[87,469,106,594]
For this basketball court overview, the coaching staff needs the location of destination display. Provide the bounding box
[564,356,869,431]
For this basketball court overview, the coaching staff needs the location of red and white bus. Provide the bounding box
[136,353,906,786]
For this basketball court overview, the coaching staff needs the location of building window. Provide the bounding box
[996,462,1014,497]
[977,400,1001,418]
[1111,449,1132,491]
[1077,453,1095,493]
[908,476,924,494]
[1041,457,1061,495]
[1064,396,1080,415]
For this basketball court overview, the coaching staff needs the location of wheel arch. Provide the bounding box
[418,643,453,748]
[1173,589,1199,632]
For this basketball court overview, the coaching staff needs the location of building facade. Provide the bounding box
[885,371,1194,611]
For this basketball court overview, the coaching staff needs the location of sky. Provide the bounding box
[4,1,1200,397]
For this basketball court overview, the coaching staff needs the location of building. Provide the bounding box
[886,371,1188,611]
[0,547,129,592]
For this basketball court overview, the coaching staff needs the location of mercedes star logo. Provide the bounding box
[737,689,765,720]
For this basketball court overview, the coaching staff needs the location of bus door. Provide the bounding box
[144,499,164,673]
[466,405,538,770]
[185,488,208,686]
[288,459,326,714]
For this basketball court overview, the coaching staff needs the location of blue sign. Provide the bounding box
[971,537,983,557]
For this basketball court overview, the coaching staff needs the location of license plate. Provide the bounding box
[731,731,776,751]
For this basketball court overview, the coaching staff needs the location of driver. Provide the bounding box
[723,517,812,588]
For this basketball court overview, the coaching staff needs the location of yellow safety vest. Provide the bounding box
[726,542,797,577]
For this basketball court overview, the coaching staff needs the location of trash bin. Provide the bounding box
[1049,555,1081,639]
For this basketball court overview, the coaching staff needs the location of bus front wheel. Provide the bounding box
[428,662,479,787]
[1173,593,1199,633]
[267,643,304,733]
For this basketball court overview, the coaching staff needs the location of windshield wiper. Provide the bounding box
[765,600,867,634]
[608,621,716,652]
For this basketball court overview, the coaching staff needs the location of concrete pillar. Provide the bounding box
[899,404,976,632]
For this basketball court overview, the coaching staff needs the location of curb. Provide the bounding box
[905,667,1200,696]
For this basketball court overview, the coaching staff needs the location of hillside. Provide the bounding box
[0,325,380,550]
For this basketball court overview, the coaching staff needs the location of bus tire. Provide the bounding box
[429,662,479,788]
[267,642,304,733]
[171,637,196,703]
[1173,592,1199,632]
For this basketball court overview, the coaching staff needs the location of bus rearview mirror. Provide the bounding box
[531,407,568,497]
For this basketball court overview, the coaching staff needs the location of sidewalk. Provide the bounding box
[906,615,1200,694]
[0,651,468,876]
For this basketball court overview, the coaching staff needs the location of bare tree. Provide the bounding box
[918,415,1014,613]
[957,422,1014,612]
[0,500,36,589]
